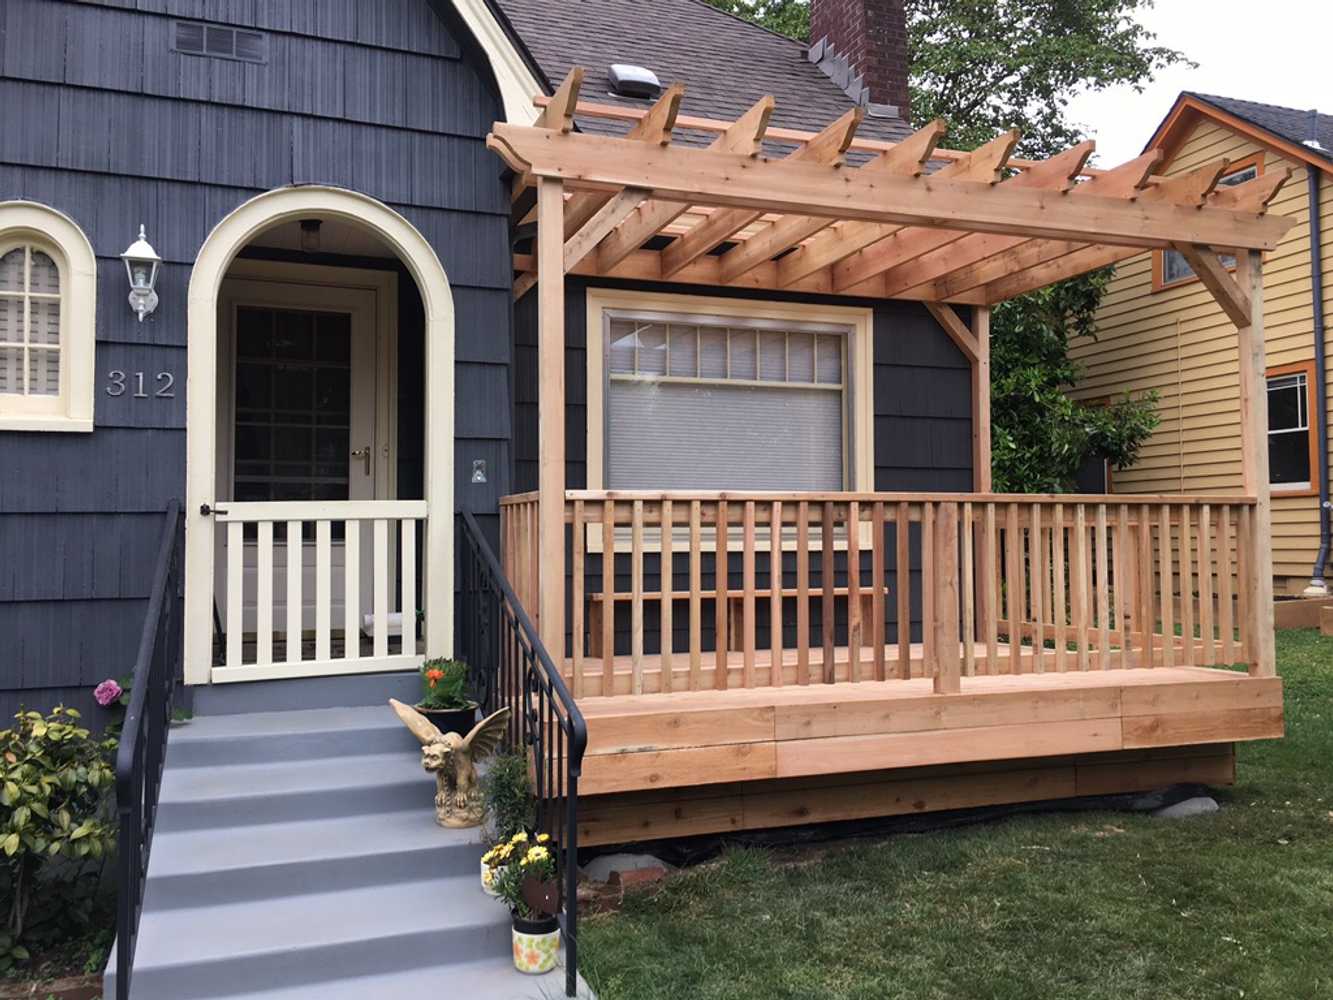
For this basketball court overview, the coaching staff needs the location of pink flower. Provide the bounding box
[94,679,123,707]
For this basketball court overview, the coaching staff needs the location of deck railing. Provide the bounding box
[500,491,1259,698]
[115,500,184,1000]
[460,511,586,998]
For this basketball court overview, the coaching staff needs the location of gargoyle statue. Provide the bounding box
[389,700,511,828]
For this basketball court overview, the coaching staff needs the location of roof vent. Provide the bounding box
[1303,108,1329,153]
[608,64,661,100]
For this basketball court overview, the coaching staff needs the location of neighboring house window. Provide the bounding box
[586,290,874,493]
[0,203,97,432]
[1154,155,1263,291]
[1267,362,1317,493]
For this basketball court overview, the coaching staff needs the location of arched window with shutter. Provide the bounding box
[0,203,97,432]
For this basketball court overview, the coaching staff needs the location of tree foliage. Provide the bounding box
[990,270,1159,493]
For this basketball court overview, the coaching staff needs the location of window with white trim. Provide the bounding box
[603,311,851,490]
[1268,367,1313,490]
[0,203,97,432]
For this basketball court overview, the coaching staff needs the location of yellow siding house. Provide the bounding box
[1074,93,1333,595]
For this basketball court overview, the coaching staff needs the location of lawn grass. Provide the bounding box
[580,629,1333,1000]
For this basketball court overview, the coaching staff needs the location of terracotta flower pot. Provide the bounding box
[511,914,560,974]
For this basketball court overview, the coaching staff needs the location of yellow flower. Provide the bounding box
[510,831,529,844]
[536,833,551,844]
[525,845,551,864]
[496,843,515,860]
[481,849,496,864]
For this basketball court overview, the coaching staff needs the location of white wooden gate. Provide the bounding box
[212,500,427,682]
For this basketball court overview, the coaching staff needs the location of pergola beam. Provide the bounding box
[1176,244,1253,326]
[924,302,979,362]
[487,124,1291,252]
[564,187,648,273]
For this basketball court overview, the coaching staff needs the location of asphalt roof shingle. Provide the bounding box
[491,0,913,149]
[1185,92,1333,163]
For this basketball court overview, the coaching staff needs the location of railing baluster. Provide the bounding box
[1073,504,1089,671]
[896,502,911,680]
[660,498,674,693]
[1180,504,1194,665]
[572,500,585,697]
[1006,503,1022,674]
[1096,504,1111,670]
[226,520,243,668]
[602,499,615,694]
[689,500,702,690]
[1053,503,1067,672]
[1138,504,1155,666]
[1219,504,1235,664]
[315,519,332,662]
[401,517,416,656]
[1031,503,1044,673]
[715,499,730,690]
[344,521,360,662]
[1159,504,1175,668]
[742,500,757,687]
[797,500,811,684]
[820,501,835,683]
[257,520,273,667]
[1199,504,1216,665]
[286,519,303,665]
[984,503,998,676]
[847,500,862,682]
[770,501,785,686]
[871,501,886,681]
[922,502,935,680]
[933,501,961,695]
[1237,504,1253,664]
[373,518,389,659]
[1116,505,1131,668]
[631,499,644,695]
[962,502,975,677]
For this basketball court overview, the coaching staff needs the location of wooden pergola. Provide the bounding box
[487,68,1295,673]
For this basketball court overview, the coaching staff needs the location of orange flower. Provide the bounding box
[425,668,445,689]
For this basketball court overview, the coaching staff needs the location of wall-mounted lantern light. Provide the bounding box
[121,224,162,323]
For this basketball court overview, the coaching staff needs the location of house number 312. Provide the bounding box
[106,370,175,398]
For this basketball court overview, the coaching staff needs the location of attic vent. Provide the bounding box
[173,21,268,64]
[608,64,661,100]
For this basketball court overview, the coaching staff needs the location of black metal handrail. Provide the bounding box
[459,511,587,998]
[114,500,184,1000]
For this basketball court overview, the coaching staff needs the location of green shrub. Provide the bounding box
[416,658,474,711]
[482,750,534,842]
[0,707,116,971]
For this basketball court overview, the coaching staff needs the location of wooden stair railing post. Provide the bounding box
[536,177,566,656]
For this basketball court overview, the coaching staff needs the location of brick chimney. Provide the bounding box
[809,0,910,120]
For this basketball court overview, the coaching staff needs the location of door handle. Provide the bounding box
[351,446,372,476]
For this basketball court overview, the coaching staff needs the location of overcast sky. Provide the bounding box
[1063,0,1333,168]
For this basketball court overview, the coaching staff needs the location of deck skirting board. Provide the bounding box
[577,744,1238,846]
[576,668,1283,796]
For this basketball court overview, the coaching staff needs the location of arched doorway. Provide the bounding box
[183,187,454,685]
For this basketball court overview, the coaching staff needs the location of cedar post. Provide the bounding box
[933,502,962,694]
[537,177,567,656]
[1235,250,1276,676]
[971,305,992,637]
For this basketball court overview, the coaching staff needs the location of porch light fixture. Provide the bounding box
[120,224,161,322]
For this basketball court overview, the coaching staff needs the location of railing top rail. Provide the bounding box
[498,491,541,506]
[558,489,1259,506]
[215,499,428,522]
[461,510,587,759]
[114,499,181,800]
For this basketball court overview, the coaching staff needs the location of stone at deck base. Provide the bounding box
[1153,796,1220,819]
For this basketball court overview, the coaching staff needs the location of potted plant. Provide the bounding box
[414,658,477,735]
[479,752,535,893]
[493,835,561,975]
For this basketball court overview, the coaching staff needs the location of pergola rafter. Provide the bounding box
[495,71,1291,309]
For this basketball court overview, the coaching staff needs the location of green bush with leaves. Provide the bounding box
[481,750,535,843]
[0,707,116,971]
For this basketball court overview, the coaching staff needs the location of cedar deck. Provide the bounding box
[574,664,1282,845]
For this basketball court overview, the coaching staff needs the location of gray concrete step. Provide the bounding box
[122,875,511,1000]
[146,808,485,907]
[155,750,434,831]
[167,706,419,767]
